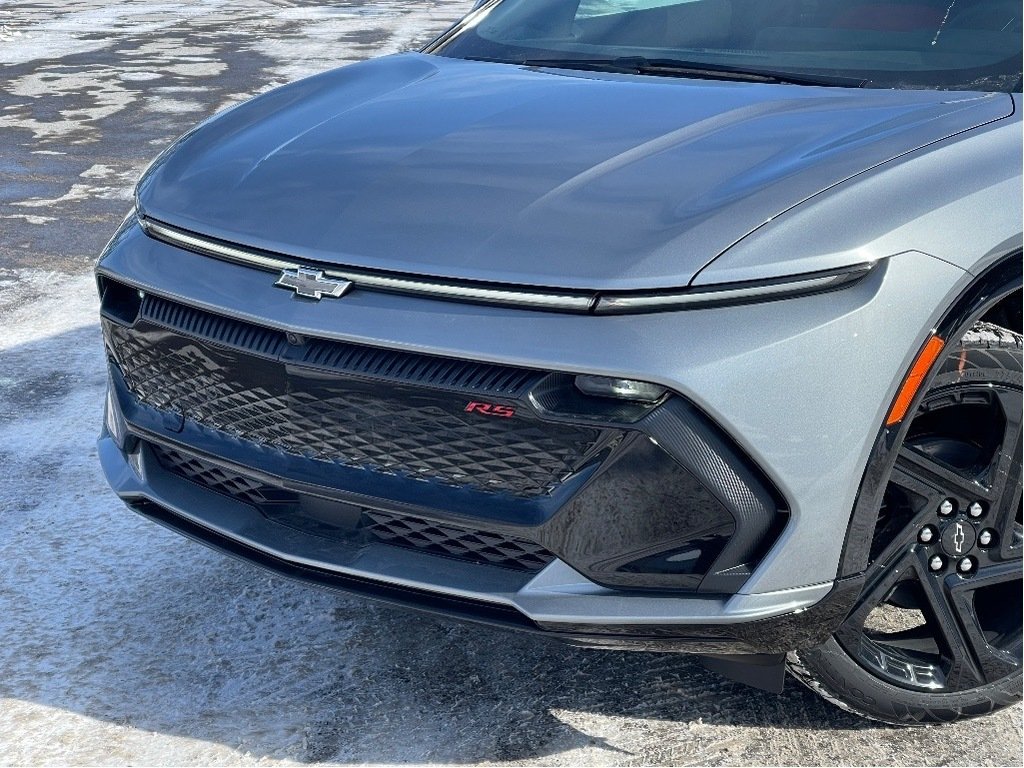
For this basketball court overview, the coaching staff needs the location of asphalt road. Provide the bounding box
[1,2,1021,765]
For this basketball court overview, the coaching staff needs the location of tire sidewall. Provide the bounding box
[792,640,1023,725]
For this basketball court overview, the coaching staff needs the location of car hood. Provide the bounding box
[138,53,1011,291]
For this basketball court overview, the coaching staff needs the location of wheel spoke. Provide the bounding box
[835,547,924,658]
[869,625,940,655]
[948,562,1022,682]
[912,561,987,689]
[992,386,1023,446]
[915,556,1021,688]
[993,481,1022,561]
[986,386,1022,494]
[991,447,1022,559]
[839,541,1022,691]
[893,446,990,506]
[863,497,927,567]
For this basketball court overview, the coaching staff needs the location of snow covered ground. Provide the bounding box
[0,1,1021,765]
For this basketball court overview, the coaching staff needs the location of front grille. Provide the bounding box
[106,298,613,497]
[151,442,556,572]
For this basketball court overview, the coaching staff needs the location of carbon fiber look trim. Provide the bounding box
[642,399,788,592]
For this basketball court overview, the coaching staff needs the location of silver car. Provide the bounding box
[96,0,1022,724]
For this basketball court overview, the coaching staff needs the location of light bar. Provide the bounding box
[139,216,874,316]
[593,263,875,314]
[139,217,595,313]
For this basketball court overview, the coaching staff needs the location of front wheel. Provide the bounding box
[788,323,1023,725]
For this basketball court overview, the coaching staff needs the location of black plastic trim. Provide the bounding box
[700,653,787,694]
[120,289,543,397]
[125,498,541,631]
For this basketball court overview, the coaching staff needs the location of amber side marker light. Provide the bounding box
[886,335,946,427]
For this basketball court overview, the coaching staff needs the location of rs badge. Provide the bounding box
[465,401,516,418]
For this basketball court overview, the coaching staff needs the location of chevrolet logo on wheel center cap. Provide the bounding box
[941,520,977,557]
[275,267,353,300]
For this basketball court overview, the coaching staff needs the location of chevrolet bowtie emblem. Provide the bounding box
[275,267,352,300]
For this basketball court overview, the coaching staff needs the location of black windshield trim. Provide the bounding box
[472,55,869,87]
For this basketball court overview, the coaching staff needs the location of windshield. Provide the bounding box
[428,0,1022,91]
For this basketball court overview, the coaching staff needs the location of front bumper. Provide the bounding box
[98,429,860,653]
[96,220,971,594]
[95,218,972,648]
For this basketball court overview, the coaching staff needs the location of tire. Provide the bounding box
[787,322,1023,725]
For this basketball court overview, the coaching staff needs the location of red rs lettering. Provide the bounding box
[465,401,516,418]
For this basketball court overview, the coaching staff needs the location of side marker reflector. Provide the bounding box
[886,335,945,427]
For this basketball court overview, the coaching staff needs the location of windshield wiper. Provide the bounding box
[501,56,868,88]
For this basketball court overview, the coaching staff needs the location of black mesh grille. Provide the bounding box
[152,443,271,505]
[108,314,609,497]
[150,442,555,572]
[361,510,555,572]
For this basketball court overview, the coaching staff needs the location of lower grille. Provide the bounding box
[152,444,269,505]
[362,510,555,572]
[151,442,556,572]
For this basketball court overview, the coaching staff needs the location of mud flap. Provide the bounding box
[699,653,787,694]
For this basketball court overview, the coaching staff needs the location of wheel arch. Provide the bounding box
[980,286,1022,336]
[838,250,1023,579]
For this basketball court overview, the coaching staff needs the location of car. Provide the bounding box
[96,0,1022,725]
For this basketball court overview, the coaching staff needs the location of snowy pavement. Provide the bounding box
[1,2,1021,765]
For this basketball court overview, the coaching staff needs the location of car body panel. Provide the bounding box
[697,112,1023,285]
[137,52,1012,291]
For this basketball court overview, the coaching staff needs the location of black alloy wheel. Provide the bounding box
[788,322,1023,724]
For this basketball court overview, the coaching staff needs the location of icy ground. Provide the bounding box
[0,1,1022,765]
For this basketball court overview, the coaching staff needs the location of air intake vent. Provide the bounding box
[149,441,556,572]
[300,339,537,395]
[137,290,539,395]
[361,510,555,572]
[143,294,287,357]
